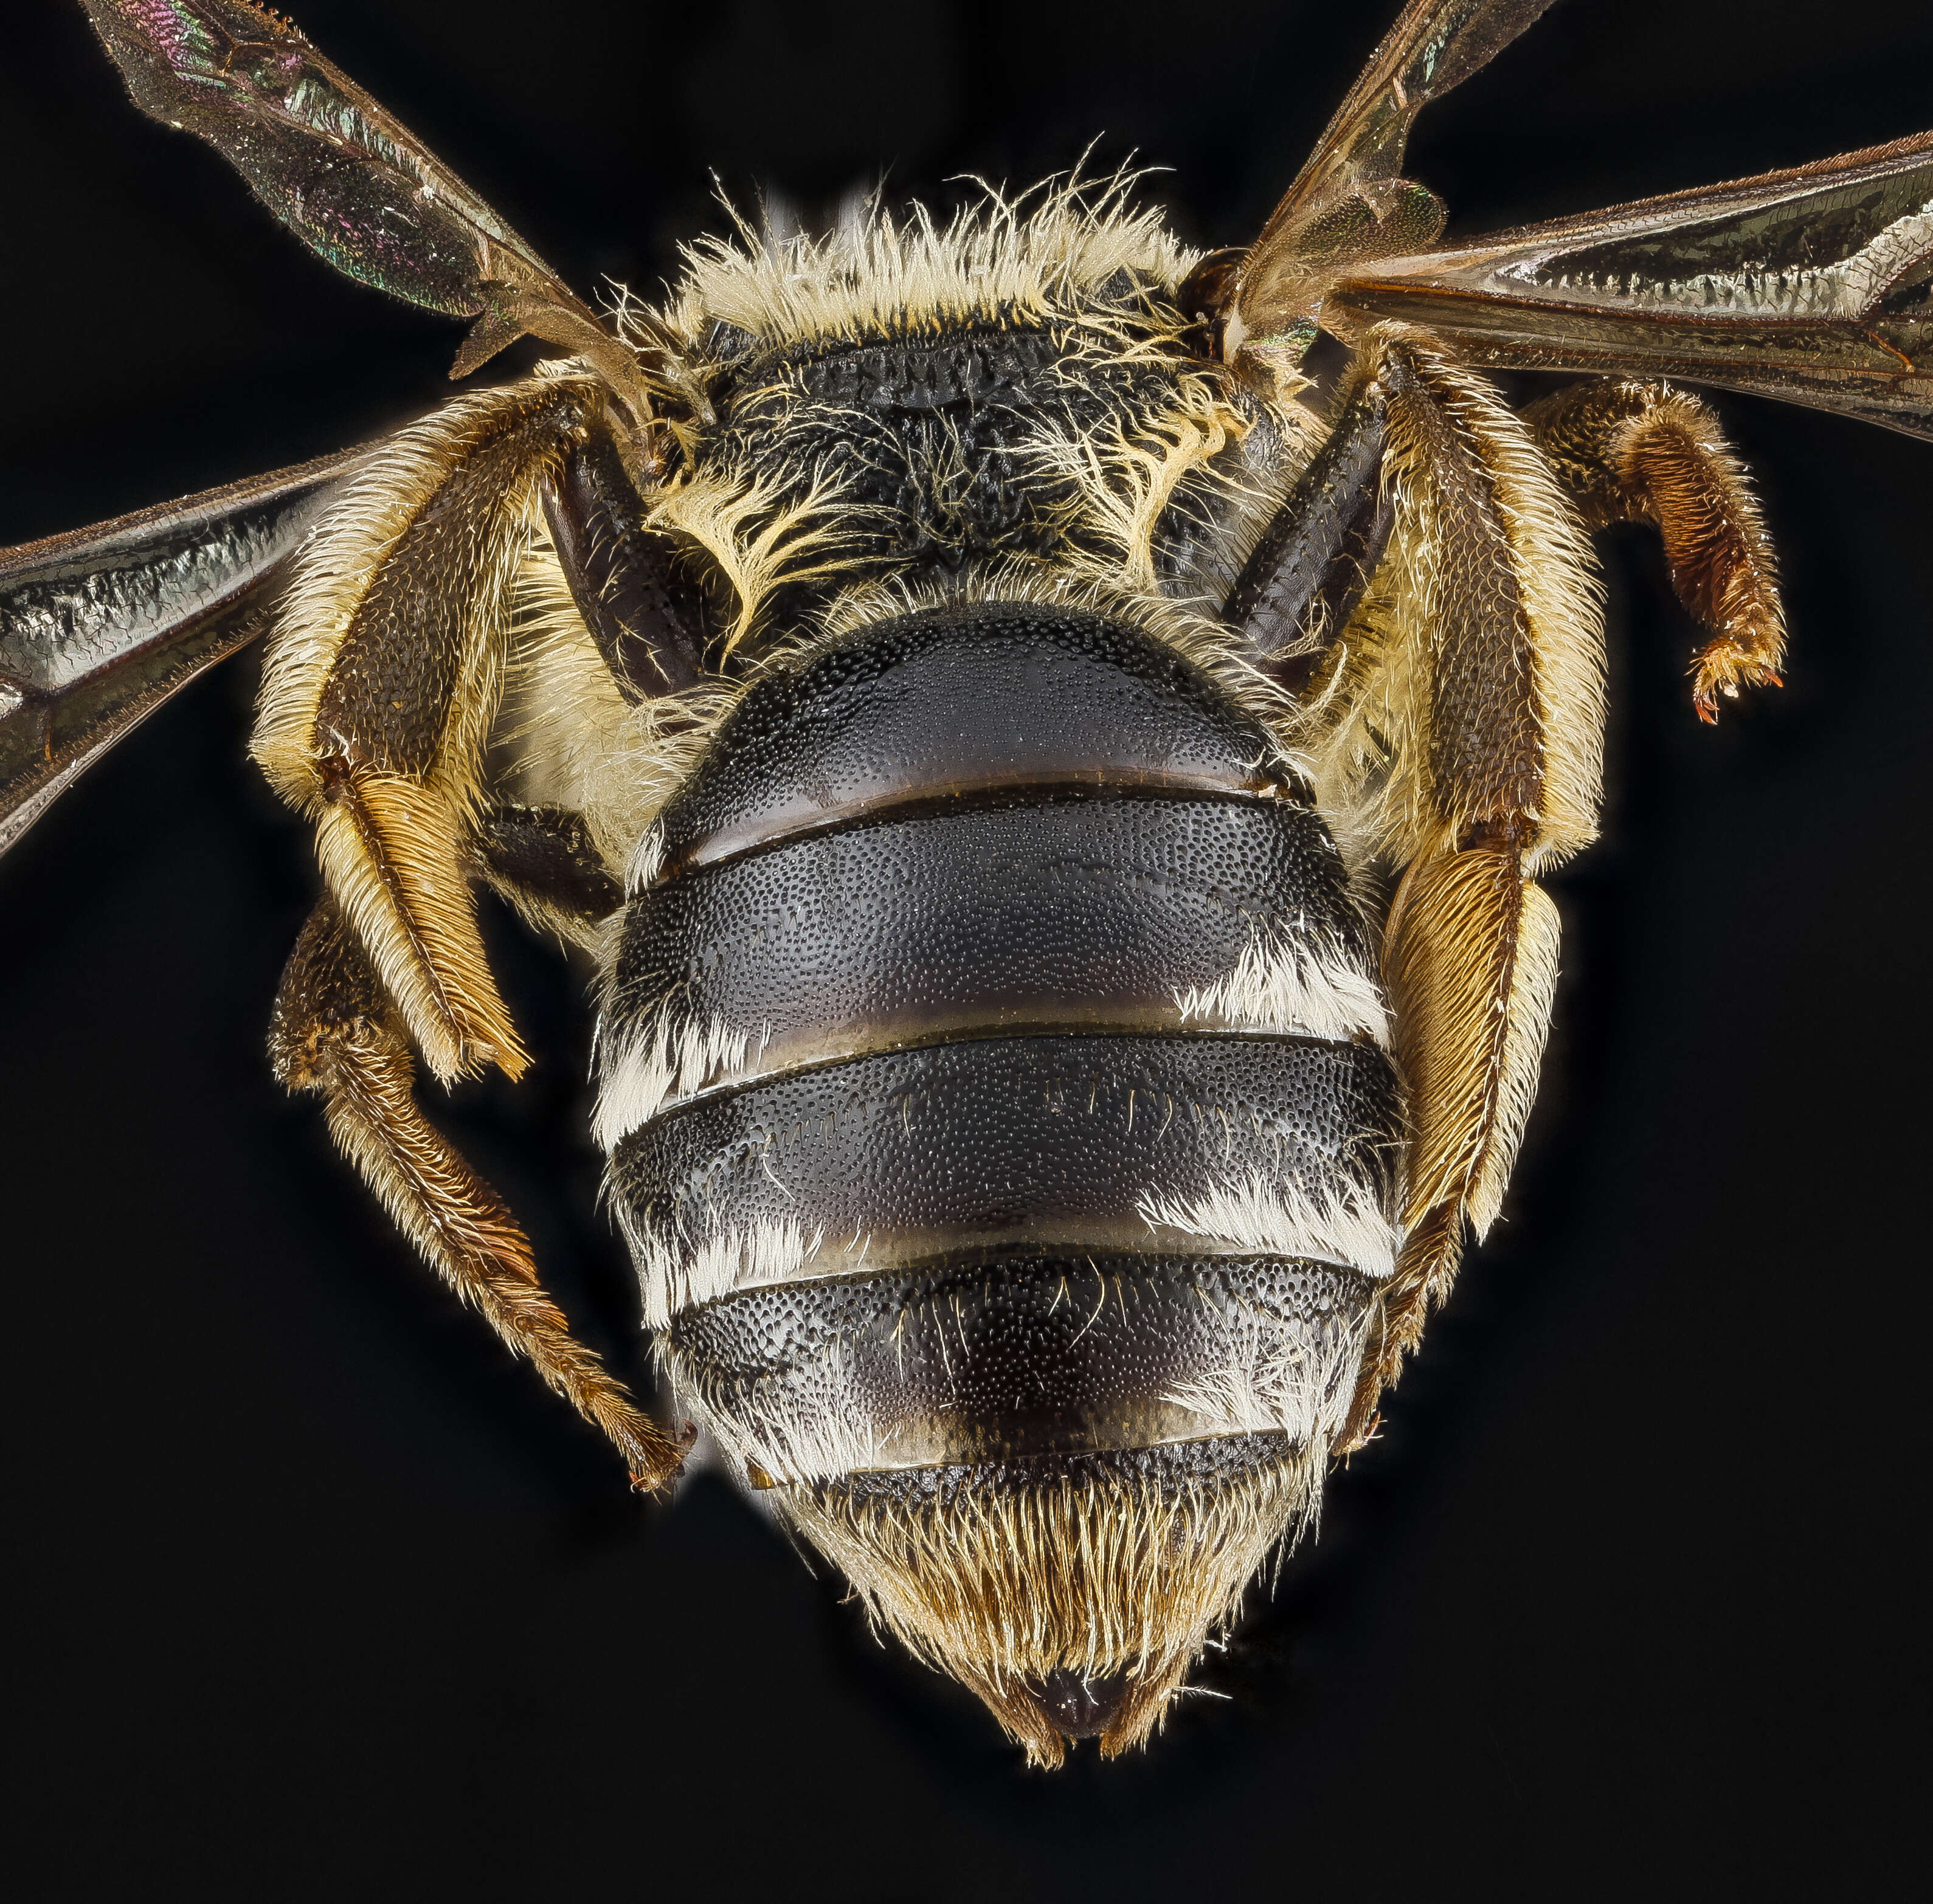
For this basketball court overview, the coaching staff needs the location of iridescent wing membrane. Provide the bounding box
[80,0,651,407]
[2,0,666,858]
[1324,135,1933,439]
[0,452,358,855]
[1214,1,1931,441]
[1228,0,1560,346]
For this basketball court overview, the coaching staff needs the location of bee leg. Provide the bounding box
[1223,367,1394,691]
[252,376,605,1085]
[1330,327,1606,1446]
[1521,378,1785,722]
[541,413,710,700]
[469,802,624,951]
[269,896,690,1491]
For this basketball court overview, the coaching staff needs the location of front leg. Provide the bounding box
[269,897,688,1489]
[1521,378,1785,720]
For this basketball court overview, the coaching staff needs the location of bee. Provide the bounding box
[3,0,1927,1770]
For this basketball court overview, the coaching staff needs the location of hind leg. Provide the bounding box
[269,896,687,1489]
[1289,328,1606,1444]
[252,376,603,1085]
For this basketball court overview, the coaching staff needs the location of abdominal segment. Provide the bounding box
[598,603,1404,1487]
[663,1255,1378,1481]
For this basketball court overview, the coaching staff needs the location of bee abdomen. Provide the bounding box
[598,604,1403,1479]
[612,1031,1398,1319]
[642,602,1296,877]
[663,1255,1377,1475]
[603,793,1373,1108]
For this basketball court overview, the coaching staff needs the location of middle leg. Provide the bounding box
[1521,378,1785,721]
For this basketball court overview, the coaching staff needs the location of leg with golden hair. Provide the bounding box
[269,897,688,1490]
[252,373,602,1085]
[1521,378,1785,721]
[1312,328,1607,1444]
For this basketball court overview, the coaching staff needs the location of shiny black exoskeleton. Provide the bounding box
[599,602,1402,1492]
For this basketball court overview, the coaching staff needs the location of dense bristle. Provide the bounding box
[1299,327,1604,874]
[778,1438,1324,1765]
[653,172,1198,351]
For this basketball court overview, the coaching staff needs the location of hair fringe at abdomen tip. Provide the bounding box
[773,1440,1327,1766]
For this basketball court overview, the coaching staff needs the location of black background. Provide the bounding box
[3,2,1928,1898]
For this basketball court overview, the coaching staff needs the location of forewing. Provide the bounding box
[1324,133,1933,438]
[1232,0,1560,342]
[79,2,629,385]
[0,449,359,855]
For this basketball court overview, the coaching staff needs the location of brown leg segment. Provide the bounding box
[269,898,689,1490]
[1521,378,1785,721]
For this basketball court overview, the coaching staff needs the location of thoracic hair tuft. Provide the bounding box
[641,171,1202,354]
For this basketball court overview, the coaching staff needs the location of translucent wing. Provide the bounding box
[1324,133,1933,438]
[1229,0,1560,344]
[79,1,645,399]
[0,449,359,855]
